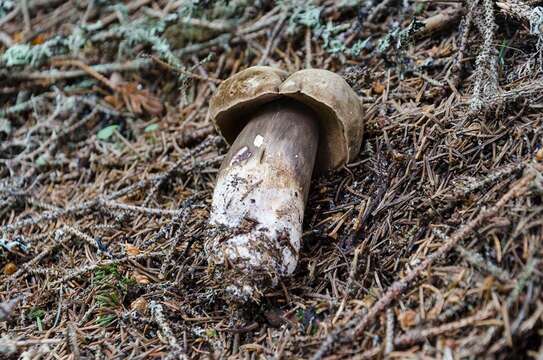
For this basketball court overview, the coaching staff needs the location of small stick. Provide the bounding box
[52,59,116,89]
[367,0,395,23]
[384,309,394,354]
[158,201,195,278]
[21,0,31,33]
[98,0,153,28]
[13,108,98,163]
[0,5,19,28]
[433,229,511,282]
[417,5,464,37]
[3,59,152,81]
[64,225,112,257]
[0,338,63,355]
[142,136,218,206]
[101,201,185,217]
[496,0,534,24]
[149,55,222,83]
[150,301,186,359]
[3,229,69,287]
[259,12,288,65]
[67,322,80,360]
[470,0,499,113]
[305,27,312,69]
[394,304,494,347]
[139,195,202,249]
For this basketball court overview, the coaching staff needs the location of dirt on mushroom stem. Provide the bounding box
[206,98,319,302]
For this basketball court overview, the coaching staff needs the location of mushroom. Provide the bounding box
[206,66,364,302]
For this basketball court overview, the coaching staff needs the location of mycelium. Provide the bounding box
[206,66,364,302]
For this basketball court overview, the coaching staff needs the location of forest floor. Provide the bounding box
[1,0,543,359]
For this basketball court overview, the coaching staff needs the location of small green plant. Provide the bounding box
[144,123,160,133]
[28,307,46,332]
[295,308,305,322]
[96,314,117,327]
[92,264,136,327]
[93,264,119,282]
[96,292,120,308]
[310,323,318,335]
[118,275,137,294]
[96,125,120,141]
[205,328,218,338]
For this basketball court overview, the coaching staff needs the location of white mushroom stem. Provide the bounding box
[206,99,319,301]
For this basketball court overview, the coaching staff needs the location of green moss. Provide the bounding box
[96,292,120,308]
[93,264,119,283]
[96,314,117,327]
[119,275,137,294]
[28,307,46,332]
[205,328,218,338]
[295,308,305,322]
[28,307,45,320]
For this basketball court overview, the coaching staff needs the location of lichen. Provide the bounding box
[0,0,14,18]
[280,0,370,57]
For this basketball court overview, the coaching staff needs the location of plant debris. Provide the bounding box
[1,0,542,358]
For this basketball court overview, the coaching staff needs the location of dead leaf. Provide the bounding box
[398,309,418,330]
[3,262,16,275]
[117,83,163,115]
[536,148,543,162]
[131,297,148,313]
[104,94,123,110]
[31,34,47,45]
[92,70,163,115]
[134,273,150,284]
[372,81,385,95]
[125,243,141,256]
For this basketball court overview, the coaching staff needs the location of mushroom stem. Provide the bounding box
[207,98,319,301]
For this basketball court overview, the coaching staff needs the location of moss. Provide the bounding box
[93,264,119,283]
[28,307,46,332]
[96,314,117,327]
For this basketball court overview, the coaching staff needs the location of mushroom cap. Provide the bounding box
[279,69,364,171]
[210,67,364,171]
[210,66,288,145]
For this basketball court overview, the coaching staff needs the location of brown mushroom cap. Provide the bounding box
[279,69,364,171]
[209,66,287,144]
[210,67,364,172]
